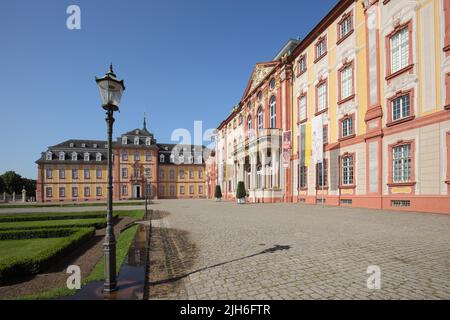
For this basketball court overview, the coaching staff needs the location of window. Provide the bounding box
[316,80,327,113]
[392,94,410,122]
[96,187,102,197]
[72,187,78,198]
[59,152,65,161]
[122,152,128,161]
[247,115,252,137]
[257,91,263,101]
[146,137,151,146]
[269,78,276,90]
[170,185,175,196]
[93,144,97,148]
[84,187,90,197]
[122,185,128,196]
[189,185,194,194]
[122,136,128,145]
[180,186,185,194]
[46,187,53,198]
[46,152,52,161]
[81,143,86,148]
[299,165,307,189]
[145,168,151,178]
[122,168,128,178]
[387,22,412,75]
[257,107,263,131]
[199,170,203,179]
[84,153,90,161]
[269,96,277,128]
[199,185,203,194]
[59,187,65,198]
[392,144,412,183]
[46,169,53,179]
[134,151,140,161]
[323,125,328,144]
[341,155,354,186]
[96,169,102,179]
[170,169,175,179]
[159,185,165,196]
[160,154,165,163]
[70,143,74,148]
[71,152,77,161]
[298,94,307,123]
[197,156,203,164]
[317,160,328,187]
[315,36,327,61]
[134,137,139,145]
[170,154,175,163]
[84,169,90,179]
[72,169,78,180]
[189,170,194,179]
[133,168,140,178]
[339,63,353,101]
[238,114,243,125]
[96,153,102,162]
[59,169,65,179]
[179,155,184,163]
[179,170,185,179]
[160,169,165,179]
[341,116,354,138]
[298,55,307,75]
[338,13,353,43]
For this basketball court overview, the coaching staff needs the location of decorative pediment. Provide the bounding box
[242,61,279,100]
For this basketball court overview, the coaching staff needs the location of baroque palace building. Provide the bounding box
[207,0,450,214]
[36,118,207,202]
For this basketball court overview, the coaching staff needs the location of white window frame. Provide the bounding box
[317,83,327,112]
[341,156,354,186]
[392,144,412,183]
[342,117,353,137]
[46,152,52,161]
[390,27,409,74]
[392,94,411,122]
[269,97,276,129]
[122,136,128,145]
[340,65,353,100]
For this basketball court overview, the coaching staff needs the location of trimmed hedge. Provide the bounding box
[0,211,119,223]
[0,227,95,283]
[0,228,79,240]
[0,218,108,231]
[0,201,145,209]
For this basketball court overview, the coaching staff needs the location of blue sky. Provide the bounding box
[0,0,338,179]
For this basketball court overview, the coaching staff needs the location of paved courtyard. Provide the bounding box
[147,199,450,300]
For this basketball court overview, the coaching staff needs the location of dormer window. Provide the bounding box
[134,137,140,145]
[146,137,151,146]
[135,130,140,135]
[69,143,74,148]
[179,155,184,163]
[188,155,193,164]
[96,153,102,162]
[93,144,97,148]
[84,152,90,161]
[46,151,52,161]
[197,156,203,164]
[170,154,175,163]
[160,154,165,163]
[122,137,128,145]
[72,152,77,161]
[81,143,86,148]
[59,152,65,161]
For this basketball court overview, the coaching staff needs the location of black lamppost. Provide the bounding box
[95,64,125,293]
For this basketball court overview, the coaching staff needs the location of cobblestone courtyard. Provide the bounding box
[146,200,450,300]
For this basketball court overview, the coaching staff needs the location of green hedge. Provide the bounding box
[0,211,112,223]
[0,228,79,240]
[0,218,108,231]
[0,227,95,283]
[0,201,145,209]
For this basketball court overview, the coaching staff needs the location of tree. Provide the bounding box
[236,181,246,200]
[1,171,23,194]
[22,178,37,198]
[214,185,222,200]
[0,177,5,194]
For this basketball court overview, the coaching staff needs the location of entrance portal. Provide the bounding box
[133,185,141,199]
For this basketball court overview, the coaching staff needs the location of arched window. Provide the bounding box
[134,137,140,145]
[96,153,102,162]
[269,78,276,90]
[46,151,52,161]
[146,137,151,146]
[238,114,243,125]
[59,152,65,161]
[160,154,165,163]
[257,106,263,131]
[122,136,128,145]
[71,152,77,161]
[269,96,277,128]
[247,115,252,137]
[84,152,90,161]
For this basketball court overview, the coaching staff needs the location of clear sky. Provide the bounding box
[0,0,338,179]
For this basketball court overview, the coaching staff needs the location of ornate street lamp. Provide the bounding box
[96,64,125,293]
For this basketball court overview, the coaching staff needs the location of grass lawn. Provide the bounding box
[0,238,64,262]
[0,201,145,209]
[16,224,140,300]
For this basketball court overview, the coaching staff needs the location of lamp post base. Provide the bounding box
[103,239,117,293]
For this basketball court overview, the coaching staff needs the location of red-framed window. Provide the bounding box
[315,35,327,63]
[316,160,328,188]
[339,153,355,188]
[338,60,355,104]
[444,0,450,52]
[385,21,413,81]
[388,140,415,187]
[299,165,308,190]
[386,89,415,126]
[298,92,307,124]
[297,54,307,77]
[315,78,328,116]
[337,10,354,45]
[339,114,356,141]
